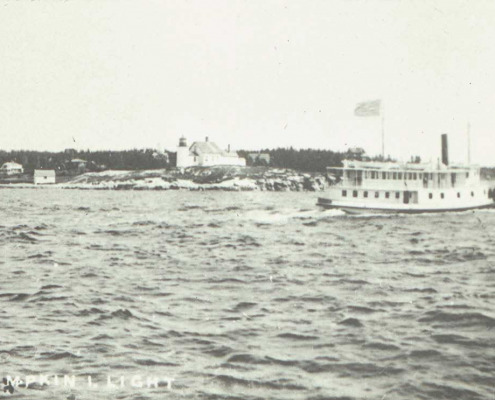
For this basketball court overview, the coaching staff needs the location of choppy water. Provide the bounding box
[1,189,494,400]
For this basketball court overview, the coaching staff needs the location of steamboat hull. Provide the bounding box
[317,197,495,215]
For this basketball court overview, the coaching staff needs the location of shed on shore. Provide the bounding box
[34,170,56,185]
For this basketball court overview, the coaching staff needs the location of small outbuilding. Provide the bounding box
[34,170,56,185]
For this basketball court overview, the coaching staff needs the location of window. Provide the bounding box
[393,172,397,180]
[413,173,417,180]
[457,192,461,198]
[398,172,402,180]
[375,192,379,198]
[382,172,386,179]
[441,193,445,199]
[466,172,469,178]
[429,193,433,199]
[385,192,390,199]
[396,192,400,199]
[353,190,358,198]
[471,191,474,197]
[364,191,368,198]
[342,190,347,197]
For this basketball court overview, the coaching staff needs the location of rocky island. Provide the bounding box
[58,166,328,192]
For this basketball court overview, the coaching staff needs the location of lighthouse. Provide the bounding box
[176,136,192,167]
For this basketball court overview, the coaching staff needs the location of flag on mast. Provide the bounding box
[354,99,381,117]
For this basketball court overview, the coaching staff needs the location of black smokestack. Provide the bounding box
[441,134,449,166]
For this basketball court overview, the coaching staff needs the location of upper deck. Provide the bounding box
[328,160,482,190]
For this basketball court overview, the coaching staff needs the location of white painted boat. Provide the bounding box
[317,135,495,214]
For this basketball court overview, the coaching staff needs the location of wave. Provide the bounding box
[40,284,63,290]
[301,361,405,376]
[201,344,234,358]
[16,232,38,243]
[277,333,319,341]
[418,311,495,328]
[431,334,492,348]
[76,307,105,317]
[8,293,30,302]
[363,342,400,351]
[134,358,178,367]
[38,351,81,360]
[209,374,307,391]
[347,306,379,314]
[231,302,257,312]
[338,318,363,327]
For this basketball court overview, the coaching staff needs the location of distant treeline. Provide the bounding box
[0,147,395,174]
[0,149,171,173]
[238,148,346,172]
[238,148,395,172]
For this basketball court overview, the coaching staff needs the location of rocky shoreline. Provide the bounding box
[57,166,328,191]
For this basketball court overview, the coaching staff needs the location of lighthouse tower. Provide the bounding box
[176,136,192,167]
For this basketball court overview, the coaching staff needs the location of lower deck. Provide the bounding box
[317,186,495,213]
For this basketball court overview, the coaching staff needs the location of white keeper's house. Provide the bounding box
[176,136,246,167]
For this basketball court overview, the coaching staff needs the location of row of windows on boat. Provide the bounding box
[351,171,470,180]
[342,190,480,199]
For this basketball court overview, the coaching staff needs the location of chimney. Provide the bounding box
[205,136,209,142]
[441,134,449,166]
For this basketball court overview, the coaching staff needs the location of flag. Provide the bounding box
[354,100,381,117]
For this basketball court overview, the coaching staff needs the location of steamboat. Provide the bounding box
[317,134,495,214]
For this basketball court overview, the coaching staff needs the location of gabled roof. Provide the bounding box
[189,141,225,156]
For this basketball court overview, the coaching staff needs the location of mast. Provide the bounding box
[381,102,385,159]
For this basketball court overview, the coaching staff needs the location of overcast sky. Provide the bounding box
[1,0,494,165]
